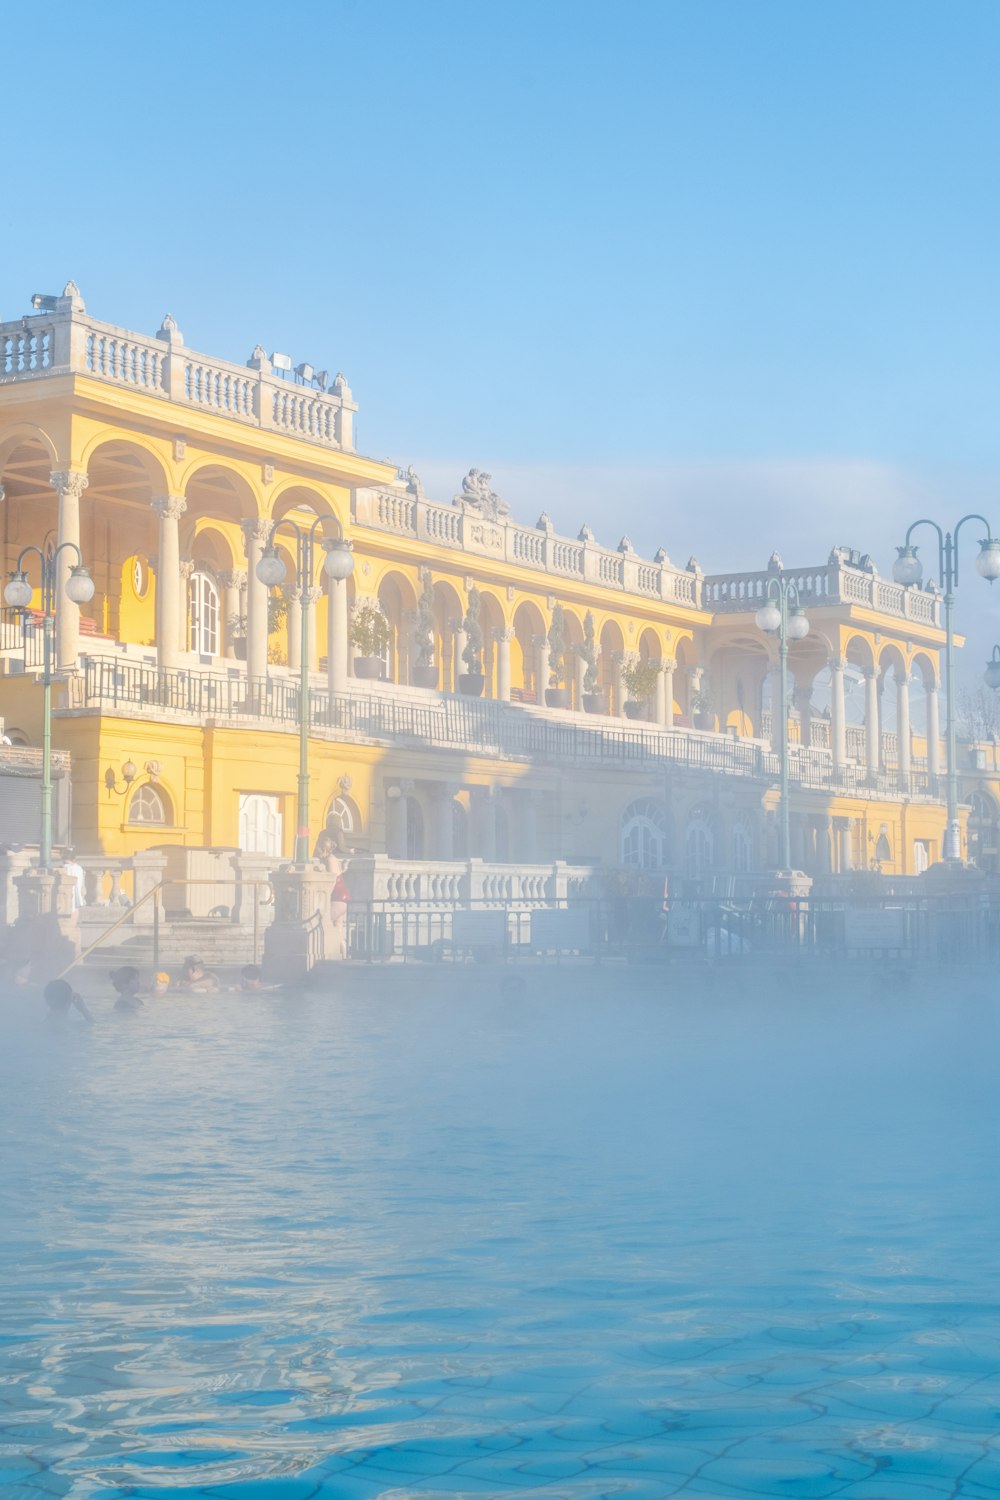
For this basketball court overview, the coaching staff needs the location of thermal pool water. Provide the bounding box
[1,965,998,1498]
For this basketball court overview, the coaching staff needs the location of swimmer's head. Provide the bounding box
[44,978,73,1012]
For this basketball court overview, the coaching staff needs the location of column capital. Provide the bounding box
[241,517,271,551]
[178,559,195,581]
[282,584,303,604]
[301,585,321,606]
[151,494,187,521]
[493,626,515,643]
[217,569,247,590]
[828,655,847,672]
[50,469,89,502]
[430,781,461,802]
[533,633,549,649]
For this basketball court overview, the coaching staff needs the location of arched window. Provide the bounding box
[621,798,670,869]
[324,793,361,855]
[127,783,171,825]
[686,808,715,876]
[188,571,220,657]
[732,815,755,873]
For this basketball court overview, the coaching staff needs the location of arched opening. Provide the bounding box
[478,590,506,699]
[621,798,670,869]
[239,793,284,856]
[599,619,625,714]
[732,814,755,873]
[376,572,418,685]
[685,807,715,876]
[512,600,546,702]
[432,580,464,693]
[324,792,362,855]
[82,438,166,641]
[127,782,173,826]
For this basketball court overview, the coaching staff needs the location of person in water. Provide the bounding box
[110,966,143,1010]
[43,978,93,1022]
[238,964,264,992]
[180,955,220,993]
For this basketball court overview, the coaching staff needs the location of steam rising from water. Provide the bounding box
[1,966,997,1497]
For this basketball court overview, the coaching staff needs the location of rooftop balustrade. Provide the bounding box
[0,291,357,452]
[704,555,941,627]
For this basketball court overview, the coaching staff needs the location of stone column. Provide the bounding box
[612,652,626,717]
[495,627,513,702]
[218,569,247,659]
[662,659,675,730]
[818,816,833,874]
[386,783,411,859]
[241,519,270,683]
[431,784,456,860]
[791,817,807,871]
[830,656,847,769]
[399,608,415,686]
[794,685,813,749]
[51,470,89,672]
[574,649,587,710]
[534,635,550,702]
[864,669,880,775]
[926,680,941,784]
[838,817,855,872]
[151,495,186,669]
[687,664,704,729]
[653,660,668,726]
[896,671,911,785]
[327,573,350,694]
[283,585,302,671]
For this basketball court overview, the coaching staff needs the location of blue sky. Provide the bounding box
[5,0,1000,671]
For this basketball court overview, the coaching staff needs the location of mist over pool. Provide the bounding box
[2,966,999,1498]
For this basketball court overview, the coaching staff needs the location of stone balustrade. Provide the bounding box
[704,556,941,627]
[345,854,597,908]
[354,485,703,607]
[0,299,357,453]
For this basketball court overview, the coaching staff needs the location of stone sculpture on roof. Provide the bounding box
[456,468,510,521]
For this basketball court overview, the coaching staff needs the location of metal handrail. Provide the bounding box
[60,876,274,979]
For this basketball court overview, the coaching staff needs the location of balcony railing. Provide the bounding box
[65,656,939,803]
[704,557,941,627]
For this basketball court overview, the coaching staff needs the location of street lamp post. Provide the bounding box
[892,516,1000,861]
[4,542,95,869]
[755,577,809,871]
[255,520,354,864]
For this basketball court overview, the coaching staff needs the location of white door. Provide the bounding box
[189,571,220,657]
[239,793,283,856]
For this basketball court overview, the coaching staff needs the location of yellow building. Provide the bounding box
[0,282,956,879]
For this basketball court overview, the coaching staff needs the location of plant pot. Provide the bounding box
[545,687,570,708]
[411,663,438,689]
[354,656,384,680]
[583,692,605,715]
[232,638,247,661]
[623,701,647,720]
[693,711,714,730]
[458,672,485,697]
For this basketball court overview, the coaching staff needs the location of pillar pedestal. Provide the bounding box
[262,865,343,982]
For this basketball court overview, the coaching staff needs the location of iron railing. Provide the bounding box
[67,656,940,801]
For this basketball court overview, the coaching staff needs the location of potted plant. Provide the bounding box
[578,615,602,720]
[350,600,389,680]
[411,575,437,688]
[580,610,604,713]
[227,612,247,662]
[691,678,715,731]
[545,602,569,707]
[459,586,485,695]
[621,658,659,720]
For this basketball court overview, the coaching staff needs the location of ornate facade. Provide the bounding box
[0,284,958,878]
